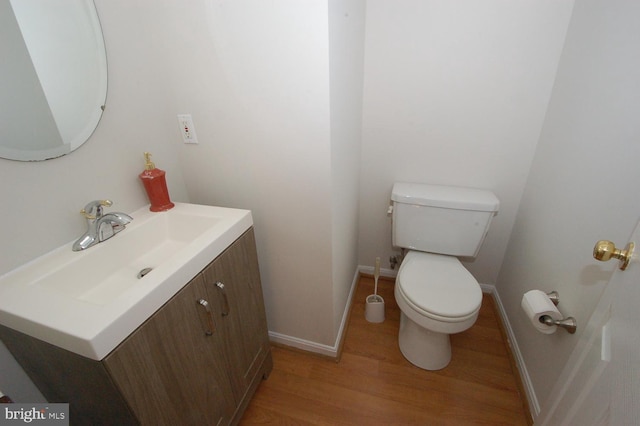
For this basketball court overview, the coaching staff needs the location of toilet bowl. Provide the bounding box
[394,250,482,370]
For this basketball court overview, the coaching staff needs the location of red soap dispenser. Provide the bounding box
[139,152,175,212]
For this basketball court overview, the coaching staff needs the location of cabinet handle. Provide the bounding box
[197,299,215,336]
[215,282,230,316]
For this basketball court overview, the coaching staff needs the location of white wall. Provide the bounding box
[329,0,366,338]
[179,0,367,349]
[497,0,640,417]
[358,0,574,285]
[177,0,338,348]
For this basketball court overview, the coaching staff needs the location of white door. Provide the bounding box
[536,219,640,425]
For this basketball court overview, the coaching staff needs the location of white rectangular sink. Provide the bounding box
[0,203,253,360]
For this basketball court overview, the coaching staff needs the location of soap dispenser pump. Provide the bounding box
[139,152,175,212]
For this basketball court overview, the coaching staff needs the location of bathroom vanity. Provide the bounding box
[0,205,271,425]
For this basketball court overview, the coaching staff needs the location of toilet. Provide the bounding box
[391,182,499,370]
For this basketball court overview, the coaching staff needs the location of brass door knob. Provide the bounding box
[593,240,634,270]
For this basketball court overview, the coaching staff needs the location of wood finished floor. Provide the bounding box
[240,275,530,425]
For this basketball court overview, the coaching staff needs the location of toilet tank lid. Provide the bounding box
[391,182,499,212]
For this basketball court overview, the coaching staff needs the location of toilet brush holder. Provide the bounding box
[365,294,385,323]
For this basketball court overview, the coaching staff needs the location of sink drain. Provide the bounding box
[137,267,153,279]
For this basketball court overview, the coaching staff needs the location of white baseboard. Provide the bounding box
[268,331,341,358]
[268,267,361,358]
[482,284,540,418]
[358,264,397,279]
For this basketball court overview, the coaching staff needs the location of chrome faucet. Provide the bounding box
[72,200,133,251]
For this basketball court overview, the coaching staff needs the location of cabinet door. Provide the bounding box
[201,229,270,404]
[104,274,236,426]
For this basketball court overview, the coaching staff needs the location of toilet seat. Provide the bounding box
[397,251,482,322]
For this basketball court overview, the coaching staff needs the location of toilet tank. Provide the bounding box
[391,183,499,257]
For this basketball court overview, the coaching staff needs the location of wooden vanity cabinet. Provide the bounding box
[103,273,237,425]
[0,228,272,425]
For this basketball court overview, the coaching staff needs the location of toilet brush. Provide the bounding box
[365,257,385,323]
[373,257,382,302]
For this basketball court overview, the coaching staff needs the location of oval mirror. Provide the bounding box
[0,0,107,161]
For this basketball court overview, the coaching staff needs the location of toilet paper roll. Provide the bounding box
[521,290,562,334]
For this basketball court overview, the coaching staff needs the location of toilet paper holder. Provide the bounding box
[539,291,577,334]
[540,315,577,334]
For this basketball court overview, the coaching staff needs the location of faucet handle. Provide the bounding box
[80,199,113,219]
